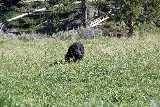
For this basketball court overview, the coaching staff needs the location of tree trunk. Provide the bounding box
[81,0,86,27]
[128,13,134,36]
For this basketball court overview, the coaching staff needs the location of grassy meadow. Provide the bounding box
[0,34,160,107]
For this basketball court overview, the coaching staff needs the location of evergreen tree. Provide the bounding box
[0,0,80,33]
[94,0,160,36]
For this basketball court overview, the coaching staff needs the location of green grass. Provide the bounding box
[0,34,160,107]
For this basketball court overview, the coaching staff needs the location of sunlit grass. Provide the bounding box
[0,34,160,106]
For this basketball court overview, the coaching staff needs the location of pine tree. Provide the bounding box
[94,0,160,36]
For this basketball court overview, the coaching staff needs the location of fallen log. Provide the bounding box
[7,8,48,22]
[0,8,50,34]
[88,16,109,28]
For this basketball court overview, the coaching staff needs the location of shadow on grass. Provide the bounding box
[49,59,85,66]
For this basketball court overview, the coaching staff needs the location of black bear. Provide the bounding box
[65,42,84,62]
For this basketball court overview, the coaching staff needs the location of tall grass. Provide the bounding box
[0,34,159,107]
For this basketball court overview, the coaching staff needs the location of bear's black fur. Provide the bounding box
[65,42,84,62]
